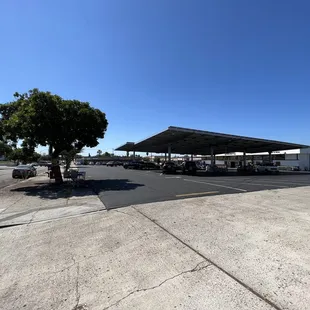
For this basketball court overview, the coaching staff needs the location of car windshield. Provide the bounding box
[17,165,31,169]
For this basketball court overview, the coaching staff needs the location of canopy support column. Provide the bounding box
[168,145,171,161]
[211,147,215,165]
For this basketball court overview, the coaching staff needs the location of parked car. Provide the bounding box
[256,163,279,174]
[237,163,256,174]
[29,162,39,167]
[291,166,300,171]
[12,165,37,178]
[206,164,228,173]
[162,161,178,174]
[140,162,160,170]
[39,161,51,167]
[181,161,197,175]
[123,161,142,169]
[106,161,117,167]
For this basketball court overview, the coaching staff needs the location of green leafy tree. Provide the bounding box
[103,151,111,157]
[60,149,80,171]
[97,149,102,157]
[40,154,52,161]
[7,148,23,163]
[0,89,108,158]
[0,141,12,158]
[0,89,108,181]
[7,148,40,164]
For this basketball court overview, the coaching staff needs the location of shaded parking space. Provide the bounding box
[82,166,310,209]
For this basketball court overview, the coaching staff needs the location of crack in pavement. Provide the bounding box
[28,248,117,284]
[0,207,107,229]
[0,195,25,215]
[27,210,39,225]
[72,261,81,310]
[133,207,283,310]
[102,261,211,310]
[112,209,135,217]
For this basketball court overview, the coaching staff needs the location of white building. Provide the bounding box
[299,148,310,170]
[171,148,310,170]
[213,148,310,170]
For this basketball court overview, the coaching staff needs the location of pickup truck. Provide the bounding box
[256,163,279,174]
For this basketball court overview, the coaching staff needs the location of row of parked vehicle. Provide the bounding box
[237,162,280,174]
[90,159,284,175]
[122,160,199,175]
[123,162,159,170]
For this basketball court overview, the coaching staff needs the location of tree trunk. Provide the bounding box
[51,149,63,184]
[48,144,53,156]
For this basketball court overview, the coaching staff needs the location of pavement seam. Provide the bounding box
[133,207,283,310]
[112,209,136,217]
[72,257,82,310]
[27,210,39,225]
[102,261,211,310]
[0,195,25,215]
[0,207,107,229]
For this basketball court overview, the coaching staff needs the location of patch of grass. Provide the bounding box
[0,161,15,166]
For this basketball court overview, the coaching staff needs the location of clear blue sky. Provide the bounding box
[1,0,309,155]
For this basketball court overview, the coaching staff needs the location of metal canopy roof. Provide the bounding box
[115,142,135,152]
[115,126,308,154]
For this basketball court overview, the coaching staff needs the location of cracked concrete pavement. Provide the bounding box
[0,206,275,310]
[1,184,310,309]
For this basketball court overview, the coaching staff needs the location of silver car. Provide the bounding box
[12,165,37,178]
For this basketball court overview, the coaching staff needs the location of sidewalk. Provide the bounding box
[0,180,310,309]
[0,173,105,227]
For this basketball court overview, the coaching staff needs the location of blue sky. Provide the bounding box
[1,0,309,155]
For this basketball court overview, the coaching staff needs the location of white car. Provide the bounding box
[256,163,279,174]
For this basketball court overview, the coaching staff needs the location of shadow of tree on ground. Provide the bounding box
[10,179,145,200]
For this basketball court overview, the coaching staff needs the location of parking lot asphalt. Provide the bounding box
[81,166,310,209]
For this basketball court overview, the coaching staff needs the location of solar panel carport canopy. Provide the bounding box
[115,126,308,154]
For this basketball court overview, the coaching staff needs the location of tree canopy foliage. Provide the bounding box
[0,89,108,160]
[7,148,41,164]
